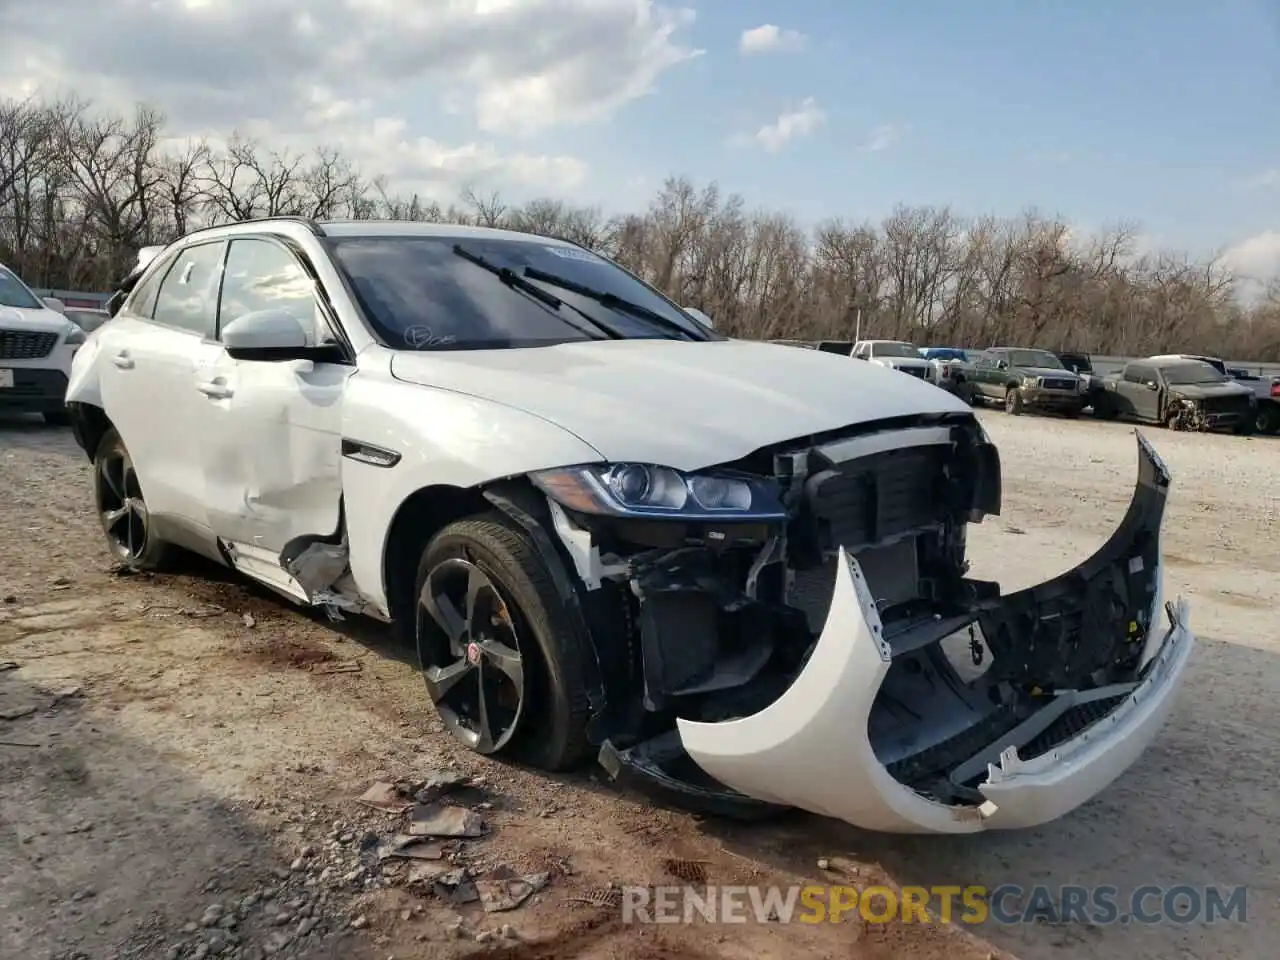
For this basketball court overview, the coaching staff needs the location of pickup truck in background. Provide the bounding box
[968,346,1086,416]
[1149,353,1279,434]
[1092,358,1255,434]
[851,339,933,381]
[917,346,973,396]
[1055,352,1099,392]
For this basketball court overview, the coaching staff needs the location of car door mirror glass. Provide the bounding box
[1147,380,1159,390]
[997,360,1008,369]
[221,308,312,358]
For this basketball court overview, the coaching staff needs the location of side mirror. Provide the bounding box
[996,360,1008,370]
[221,309,314,361]
[682,306,714,330]
[42,297,66,313]
[1146,380,1159,390]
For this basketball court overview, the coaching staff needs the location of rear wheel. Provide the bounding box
[415,513,592,770]
[1256,405,1279,435]
[92,428,174,571]
[43,408,70,426]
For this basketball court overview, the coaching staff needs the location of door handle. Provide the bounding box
[196,378,234,399]
[112,351,134,370]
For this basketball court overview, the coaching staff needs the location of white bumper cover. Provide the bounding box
[678,432,1194,834]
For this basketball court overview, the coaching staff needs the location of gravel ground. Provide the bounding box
[0,410,1275,960]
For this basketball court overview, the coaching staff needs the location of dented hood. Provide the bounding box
[389,339,968,470]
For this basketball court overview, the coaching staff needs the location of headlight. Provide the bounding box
[64,326,86,346]
[530,463,786,521]
[1022,375,1038,387]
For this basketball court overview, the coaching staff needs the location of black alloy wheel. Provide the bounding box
[418,557,527,754]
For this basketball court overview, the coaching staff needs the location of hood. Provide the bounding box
[0,305,74,334]
[1018,366,1080,380]
[1172,382,1252,400]
[389,339,970,471]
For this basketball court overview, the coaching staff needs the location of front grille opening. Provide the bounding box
[0,330,58,360]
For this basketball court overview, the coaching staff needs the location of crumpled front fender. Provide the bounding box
[677,431,1194,833]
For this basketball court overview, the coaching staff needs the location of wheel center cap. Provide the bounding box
[466,642,482,666]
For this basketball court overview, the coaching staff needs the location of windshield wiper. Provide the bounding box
[521,266,700,341]
[450,245,621,341]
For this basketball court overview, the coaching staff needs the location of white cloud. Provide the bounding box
[1242,168,1280,189]
[1222,231,1280,283]
[739,24,807,55]
[0,0,703,197]
[860,124,903,153]
[754,98,825,153]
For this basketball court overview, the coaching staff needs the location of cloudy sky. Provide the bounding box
[1,0,1277,282]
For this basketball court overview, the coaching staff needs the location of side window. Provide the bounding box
[217,239,320,343]
[152,242,226,336]
[123,250,179,319]
[1124,365,1154,383]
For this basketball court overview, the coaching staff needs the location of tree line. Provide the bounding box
[3,96,1278,360]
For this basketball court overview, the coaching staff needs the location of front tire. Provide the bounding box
[415,513,592,771]
[43,408,70,426]
[92,427,174,571]
[1004,388,1024,415]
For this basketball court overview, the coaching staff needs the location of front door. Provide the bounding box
[194,237,349,554]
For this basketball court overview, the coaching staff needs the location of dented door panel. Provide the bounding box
[196,343,349,551]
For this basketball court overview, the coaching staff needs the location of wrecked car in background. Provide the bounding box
[65,217,1194,834]
[1092,358,1255,434]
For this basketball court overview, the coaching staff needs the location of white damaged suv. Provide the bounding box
[66,217,1193,833]
[1,263,87,424]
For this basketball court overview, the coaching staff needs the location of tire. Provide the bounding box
[92,427,174,571]
[1256,405,1280,435]
[43,408,70,426]
[1091,396,1117,420]
[1004,388,1023,415]
[1236,417,1255,437]
[414,512,591,771]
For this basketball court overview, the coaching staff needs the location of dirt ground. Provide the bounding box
[0,410,1275,960]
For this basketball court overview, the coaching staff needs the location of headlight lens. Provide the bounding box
[531,463,785,520]
[1022,375,1038,387]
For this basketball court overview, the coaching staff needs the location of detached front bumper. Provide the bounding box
[673,431,1193,834]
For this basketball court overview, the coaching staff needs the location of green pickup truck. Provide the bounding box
[969,347,1086,416]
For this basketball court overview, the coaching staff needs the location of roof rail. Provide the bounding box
[179,215,328,240]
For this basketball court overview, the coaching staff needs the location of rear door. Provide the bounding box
[97,239,228,544]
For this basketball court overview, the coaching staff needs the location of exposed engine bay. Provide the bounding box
[512,412,1171,821]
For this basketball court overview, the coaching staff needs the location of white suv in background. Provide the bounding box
[0,263,87,425]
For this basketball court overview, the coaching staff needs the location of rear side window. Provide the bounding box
[152,241,226,337]
[124,250,180,319]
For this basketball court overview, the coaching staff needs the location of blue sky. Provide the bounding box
[557,0,1279,260]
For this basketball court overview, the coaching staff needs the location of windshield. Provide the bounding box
[328,236,715,350]
[872,341,920,358]
[0,267,45,310]
[1162,361,1227,385]
[1008,349,1064,369]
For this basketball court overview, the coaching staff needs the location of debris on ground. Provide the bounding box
[0,660,18,672]
[356,781,413,814]
[662,858,709,884]
[316,660,361,674]
[414,768,469,803]
[476,870,549,912]
[0,705,37,721]
[242,613,257,628]
[408,804,487,838]
[379,835,444,861]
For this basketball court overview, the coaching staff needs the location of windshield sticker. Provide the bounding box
[544,246,600,263]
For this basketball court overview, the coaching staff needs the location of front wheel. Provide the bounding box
[92,428,174,571]
[43,408,70,426]
[1255,405,1279,435]
[1004,388,1024,415]
[414,513,592,770]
